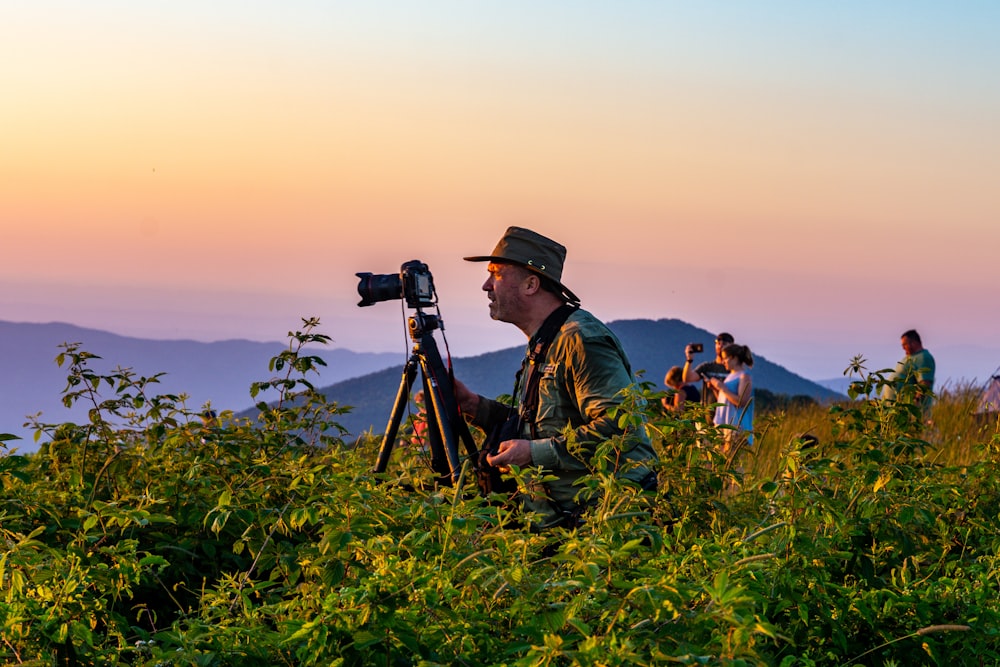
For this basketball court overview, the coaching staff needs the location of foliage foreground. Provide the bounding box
[2,321,1000,666]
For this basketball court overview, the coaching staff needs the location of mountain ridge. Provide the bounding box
[0,320,400,451]
[2,318,842,451]
[310,317,844,438]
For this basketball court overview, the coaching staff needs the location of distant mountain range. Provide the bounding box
[305,318,845,438]
[2,318,843,453]
[814,376,854,395]
[0,321,398,452]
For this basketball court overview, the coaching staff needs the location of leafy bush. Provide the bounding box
[2,326,999,666]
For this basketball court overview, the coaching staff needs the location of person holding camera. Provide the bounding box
[703,342,755,452]
[682,332,734,419]
[452,226,658,530]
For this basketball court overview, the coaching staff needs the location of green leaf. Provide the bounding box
[139,555,170,570]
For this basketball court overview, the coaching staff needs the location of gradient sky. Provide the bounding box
[3,2,999,383]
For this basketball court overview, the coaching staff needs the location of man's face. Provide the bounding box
[483,262,529,323]
[901,336,917,356]
[715,338,725,361]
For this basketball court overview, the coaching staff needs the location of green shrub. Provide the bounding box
[2,331,999,665]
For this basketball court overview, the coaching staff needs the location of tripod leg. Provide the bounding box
[420,359,462,482]
[418,374,453,484]
[373,356,419,474]
[416,334,480,483]
[420,337,479,458]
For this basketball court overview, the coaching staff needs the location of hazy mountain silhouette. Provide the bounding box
[815,376,855,395]
[2,318,843,453]
[313,318,844,438]
[0,320,399,452]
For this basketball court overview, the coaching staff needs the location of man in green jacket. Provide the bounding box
[454,226,658,529]
[881,329,936,417]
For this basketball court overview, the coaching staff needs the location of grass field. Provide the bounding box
[747,380,998,478]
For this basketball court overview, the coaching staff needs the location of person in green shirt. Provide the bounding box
[881,329,936,416]
[454,226,658,529]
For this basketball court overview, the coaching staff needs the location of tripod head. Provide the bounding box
[408,309,441,341]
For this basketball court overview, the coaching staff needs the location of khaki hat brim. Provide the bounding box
[463,255,580,305]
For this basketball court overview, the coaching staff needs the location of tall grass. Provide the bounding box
[749,379,1000,480]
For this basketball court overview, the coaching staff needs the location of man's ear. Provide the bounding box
[521,272,541,295]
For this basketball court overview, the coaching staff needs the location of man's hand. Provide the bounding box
[486,438,532,471]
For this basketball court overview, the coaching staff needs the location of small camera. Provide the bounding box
[689,343,704,354]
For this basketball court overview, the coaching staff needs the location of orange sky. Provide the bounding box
[2,3,998,381]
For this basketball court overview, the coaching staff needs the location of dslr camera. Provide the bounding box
[357,260,436,309]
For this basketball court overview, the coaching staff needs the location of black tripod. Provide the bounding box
[373,309,479,486]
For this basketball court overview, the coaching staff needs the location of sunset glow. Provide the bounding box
[3,2,998,381]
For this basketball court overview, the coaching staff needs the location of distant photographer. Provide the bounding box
[704,342,755,453]
[682,332,735,420]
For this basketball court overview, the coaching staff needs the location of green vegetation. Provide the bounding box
[2,322,999,666]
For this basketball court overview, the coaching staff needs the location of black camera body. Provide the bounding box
[357,260,436,309]
[689,342,704,354]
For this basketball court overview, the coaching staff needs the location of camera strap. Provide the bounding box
[477,303,577,500]
[516,303,578,438]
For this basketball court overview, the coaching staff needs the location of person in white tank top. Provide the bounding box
[704,343,754,456]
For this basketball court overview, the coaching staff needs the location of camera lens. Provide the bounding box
[356,272,403,307]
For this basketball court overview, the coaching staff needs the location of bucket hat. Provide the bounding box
[464,226,580,304]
